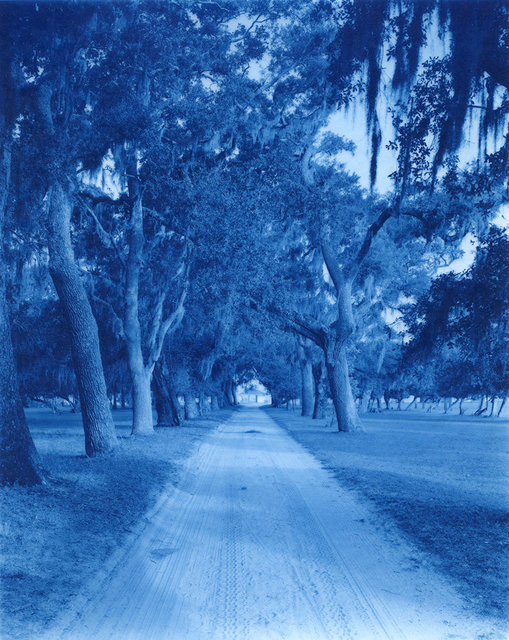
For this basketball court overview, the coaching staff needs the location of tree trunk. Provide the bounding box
[48,183,118,455]
[222,378,236,406]
[474,396,486,416]
[405,396,417,411]
[459,398,465,415]
[130,368,153,434]
[498,396,506,417]
[0,137,46,485]
[184,392,199,420]
[230,379,238,405]
[199,392,211,415]
[312,362,327,419]
[271,392,282,408]
[325,348,361,432]
[298,340,314,417]
[300,361,314,416]
[0,281,46,485]
[222,384,232,407]
[153,363,181,427]
[211,394,220,411]
[323,279,361,432]
[124,186,154,435]
[360,391,371,414]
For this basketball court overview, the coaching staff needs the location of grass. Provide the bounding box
[0,407,234,640]
[267,407,509,622]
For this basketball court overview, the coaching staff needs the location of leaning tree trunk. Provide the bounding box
[48,182,118,455]
[153,363,181,427]
[323,280,361,432]
[312,361,327,419]
[298,340,314,417]
[0,138,46,485]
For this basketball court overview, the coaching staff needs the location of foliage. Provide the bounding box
[403,227,509,401]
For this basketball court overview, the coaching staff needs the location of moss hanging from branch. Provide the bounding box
[326,0,508,184]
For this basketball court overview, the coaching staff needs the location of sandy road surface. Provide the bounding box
[48,407,494,640]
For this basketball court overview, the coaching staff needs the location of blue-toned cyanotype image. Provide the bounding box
[1,1,508,639]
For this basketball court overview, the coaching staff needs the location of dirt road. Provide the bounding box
[49,407,492,640]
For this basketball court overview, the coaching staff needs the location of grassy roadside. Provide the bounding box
[0,407,234,640]
[266,407,509,622]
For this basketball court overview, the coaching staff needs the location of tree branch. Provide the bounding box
[321,241,345,293]
[146,245,192,372]
[146,290,166,359]
[76,195,126,267]
[78,184,130,207]
[91,294,126,341]
[348,206,393,280]
[231,14,268,43]
[249,297,325,347]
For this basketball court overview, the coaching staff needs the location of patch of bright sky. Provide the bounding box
[201,75,220,92]
[80,149,123,198]
[328,8,450,193]
[436,204,509,274]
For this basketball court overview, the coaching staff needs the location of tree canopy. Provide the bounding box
[1,0,508,484]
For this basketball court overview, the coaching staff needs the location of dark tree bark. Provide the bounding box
[271,393,283,408]
[312,361,327,419]
[153,362,181,427]
[210,394,220,411]
[230,378,238,405]
[0,135,46,485]
[298,338,314,417]
[222,377,236,407]
[48,182,118,456]
[0,280,46,485]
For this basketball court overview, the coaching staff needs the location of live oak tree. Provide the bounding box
[0,35,46,483]
[237,0,508,430]
[77,2,264,433]
[403,227,509,415]
[1,3,120,458]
